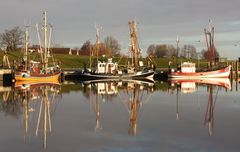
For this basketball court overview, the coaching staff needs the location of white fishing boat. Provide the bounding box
[80,21,155,81]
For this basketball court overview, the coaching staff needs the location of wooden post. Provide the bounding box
[12,60,16,70]
[236,60,239,80]
[230,62,233,80]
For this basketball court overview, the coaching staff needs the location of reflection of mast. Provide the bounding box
[176,84,179,120]
[95,91,100,131]
[128,86,142,136]
[35,87,52,149]
[204,85,217,136]
[88,83,101,132]
[23,90,29,139]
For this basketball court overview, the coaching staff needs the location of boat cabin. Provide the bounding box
[95,58,118,74]
[181,62,196,73]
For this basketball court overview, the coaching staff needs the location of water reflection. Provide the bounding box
[1,82,61,149]
[82,80,155,135]
[204,85,216,136]
[0,77,237,151]
[168,78,231,136]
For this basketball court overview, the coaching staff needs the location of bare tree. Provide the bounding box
[80,40,92,55]
[166,44,177,57]
[180,44,197,59]
[201,47,219,60]
[104,36,121,55]
[0,26,24,51]
[155,44,168,58]
[147,44,155,56]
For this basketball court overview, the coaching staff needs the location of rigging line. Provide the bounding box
[213,87,220,110]
[35,97,44,136]
[52,91,62,122]
[143,92,154,103]
[36,23,43,63]
[46,92,52,133]
[117,91,131,113]
[117,54,124,65]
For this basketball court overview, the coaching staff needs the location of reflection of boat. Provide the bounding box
[168,78,231,90]
[14,80,60,91]
[83,80,155,135]
[15,83,61,149]
[80,21,154,81]
[15,11,61,82]
[173,81,220,136]
[82,78,155,86]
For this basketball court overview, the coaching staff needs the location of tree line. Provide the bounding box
[147,44,220,60]
[79,36,120,56]
[0,26,220,60]
[0,27,121,56]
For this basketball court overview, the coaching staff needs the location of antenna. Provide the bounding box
[208,19,213,33]
[94,24,102,39]
[94,24,102,62]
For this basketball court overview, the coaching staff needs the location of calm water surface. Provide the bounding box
[0,79,240,152]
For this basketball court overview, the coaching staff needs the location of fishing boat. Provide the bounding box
[168,20,231,78]
[14,11,61,82]
[168,62,231,78]
[80,21,155,81]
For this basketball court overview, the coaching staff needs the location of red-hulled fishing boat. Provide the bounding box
[168,20,231,79]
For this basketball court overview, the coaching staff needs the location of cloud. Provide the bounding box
[1,0,240,59]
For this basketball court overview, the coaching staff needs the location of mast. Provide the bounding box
[95,26,101,62]
[89,47,92,70]
[128,21,142,69]
[36,24,44,63]
[43,11,48,73]
[24,25,29,71]
[204,20,215,69]
[176,35,179,66]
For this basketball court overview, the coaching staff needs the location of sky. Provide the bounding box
[1,0,240,59]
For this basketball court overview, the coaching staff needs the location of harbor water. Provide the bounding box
[0,80,240,152]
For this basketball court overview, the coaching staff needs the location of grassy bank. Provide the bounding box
[0,51,234,70]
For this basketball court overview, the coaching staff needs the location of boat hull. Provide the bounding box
[168,66,231,78]
[15,71,61,82]
[74,70,155,81]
